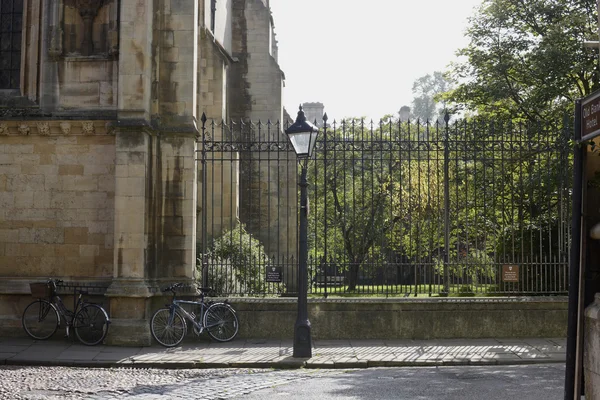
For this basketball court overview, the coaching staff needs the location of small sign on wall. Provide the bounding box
[502,265,519,282]
[266,267,283,283]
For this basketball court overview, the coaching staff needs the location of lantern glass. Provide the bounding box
[288,130,318,158]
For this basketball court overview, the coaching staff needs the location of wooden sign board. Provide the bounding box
[502,265,519,282]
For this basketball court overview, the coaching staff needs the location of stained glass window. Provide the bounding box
[0,0,23,89]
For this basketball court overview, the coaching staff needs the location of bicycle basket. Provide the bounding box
[29,282,52,298]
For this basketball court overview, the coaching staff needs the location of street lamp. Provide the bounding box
[285,105,319,358]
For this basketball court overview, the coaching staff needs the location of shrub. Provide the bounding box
[197,224,285,296]
[456,284,475,297]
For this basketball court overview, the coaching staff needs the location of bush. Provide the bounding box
[197,224,285,296]
[456,284,475,297]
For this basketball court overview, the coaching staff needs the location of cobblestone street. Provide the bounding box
[0,364,565,400]
[0,366,344,400]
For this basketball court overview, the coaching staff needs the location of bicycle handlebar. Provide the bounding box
[161,283,213,297]
[162,283,184,293]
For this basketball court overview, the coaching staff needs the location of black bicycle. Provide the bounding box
[22,279,110,346]
[150,283,239,347]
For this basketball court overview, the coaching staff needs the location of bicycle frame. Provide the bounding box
[48,281,86,337]
[169,299,210,334]
[151,283,238,346]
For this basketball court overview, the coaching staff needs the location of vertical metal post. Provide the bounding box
[294,161,312,358]
[323,114,329,299]
[597,0,600,69]
[564,100,584,400]
[201,113,209,287]
[443,112,450,295]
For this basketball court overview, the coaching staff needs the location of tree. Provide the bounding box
[309,119,399,290]
[411,71,452,123]
[310,118,450,291]
[308,115,570,294]
[444,0,598,122]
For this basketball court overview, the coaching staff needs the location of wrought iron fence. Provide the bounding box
[197,115,572,297]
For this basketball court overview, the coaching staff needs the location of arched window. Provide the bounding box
[0,0,23,89]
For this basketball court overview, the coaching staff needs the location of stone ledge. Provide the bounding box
[228,296,569,304]
[0,120,114,136]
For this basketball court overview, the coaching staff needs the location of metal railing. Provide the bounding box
[197,116,572,297]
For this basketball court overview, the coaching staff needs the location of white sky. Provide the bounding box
[269,0,483,122]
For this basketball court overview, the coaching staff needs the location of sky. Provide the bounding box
[269,0,483,122]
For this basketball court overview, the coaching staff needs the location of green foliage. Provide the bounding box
[457,285,476,297]
[308,116,569,294]
[198,224,285,296]
[434,248,496,286]
[411,71,452,123]
[444,0,598,122]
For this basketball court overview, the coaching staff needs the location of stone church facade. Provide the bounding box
[0,0,290,345]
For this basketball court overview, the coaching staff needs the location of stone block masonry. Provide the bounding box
[229,297,568,340]
[0,0,286,347]
[0,121,115,280]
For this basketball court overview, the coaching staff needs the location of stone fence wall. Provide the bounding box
[1,296,567,341]
[229,297,568,340]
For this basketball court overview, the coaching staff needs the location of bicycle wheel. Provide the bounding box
[150,308,187,347]
[73,304,109,346]
[22,300,59,340]
[204,303,239,342]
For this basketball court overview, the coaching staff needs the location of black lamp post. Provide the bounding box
[285,105,319,358]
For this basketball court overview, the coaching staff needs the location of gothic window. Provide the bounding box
[0,0,23,89]
[210,0,216,32]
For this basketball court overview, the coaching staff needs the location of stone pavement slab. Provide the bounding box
[0,336,566,369]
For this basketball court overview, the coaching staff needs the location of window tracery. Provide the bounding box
[0,0,24,89]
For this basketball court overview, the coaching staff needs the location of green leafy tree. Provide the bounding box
[308,115,570,294]
[444,0,598,122]
[310,120,396,290]
[411,72,452,123]
[310,119,450,290]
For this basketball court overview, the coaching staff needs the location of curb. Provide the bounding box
[2,358,566,370]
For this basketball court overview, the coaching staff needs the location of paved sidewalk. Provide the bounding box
[0,337,566,369]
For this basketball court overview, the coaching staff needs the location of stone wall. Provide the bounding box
[41,1,119,112]
[0,121,115,281]
[0,0,292,345]
[198,33,228,121]
[58,59,118,109]
[155,0,197,121]
[230,298,568,340]
[229,0,283,123]
[585,295,600,399]
[1,295,567,341]
[228,0,296,288]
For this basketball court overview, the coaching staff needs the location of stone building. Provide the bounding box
[197,0,297,289]
[0,0,290,345]
[302,102,324,128]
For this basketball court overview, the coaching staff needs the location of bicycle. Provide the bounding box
[22,279,110,346]
[150,283,239,347]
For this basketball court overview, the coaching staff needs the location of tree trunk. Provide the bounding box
[348,261,360,291]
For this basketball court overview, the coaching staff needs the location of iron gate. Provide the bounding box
[197,115,572,297]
